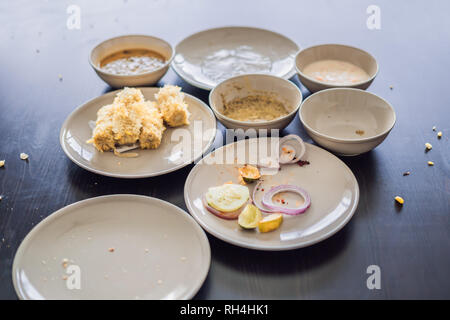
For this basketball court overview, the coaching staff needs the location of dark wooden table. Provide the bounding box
[1,0,449,299]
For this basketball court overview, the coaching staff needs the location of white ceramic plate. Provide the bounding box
[184,138,359,250]
[12,195,211,300]
[60,87,216,178]
[172,26,299,90]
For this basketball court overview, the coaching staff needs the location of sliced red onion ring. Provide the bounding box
[279,135,306,164]
[252,181,277,213]
[261,184,311,215]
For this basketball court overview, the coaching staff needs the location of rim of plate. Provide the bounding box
[171,26,300,90]
[59,87,217,178]
[12,194,211,300]
[184,139,359,251]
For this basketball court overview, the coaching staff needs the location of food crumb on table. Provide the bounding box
[428,161,434,166]
[0,160,5,167]
[108,247,115,252]
[20,153,29,160]
[403,171,411,176]
[437,131,442,138]
[395,196,404,205]
[425,143,432,150]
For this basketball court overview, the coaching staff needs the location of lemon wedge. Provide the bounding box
[258,213,283,233]
[238,204,262,229]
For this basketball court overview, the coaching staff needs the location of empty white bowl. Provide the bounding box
[295,44,378,92]
[299,88,395,156]
[89,34,174,88]
[209,74,303,132]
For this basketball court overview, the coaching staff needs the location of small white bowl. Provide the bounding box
[295,44,378,93]
[89,34,174,88]
[209,74,303,132]
[299,88,395,156]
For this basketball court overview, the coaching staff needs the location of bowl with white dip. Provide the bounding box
[295,44,378,92]
[299,88,395,156]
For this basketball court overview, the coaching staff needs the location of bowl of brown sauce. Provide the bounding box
[90,35,174,88]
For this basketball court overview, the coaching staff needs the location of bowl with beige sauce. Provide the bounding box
[299,88,395,156]
[295,44,378,92]
[90,35,174,88]
[209,74,303,132]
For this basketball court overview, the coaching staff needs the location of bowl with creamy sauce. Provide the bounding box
[209,74,303,132]
[90,35,174,88]
[299,88,395,156]
[295,44,378,92]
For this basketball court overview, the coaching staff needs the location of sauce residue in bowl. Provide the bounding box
[222,94,289,122]
[303,59,370,85]
[100,49,166,75]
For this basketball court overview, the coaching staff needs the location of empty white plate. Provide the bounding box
[60,87,216,178]
[184,137,359,250]
[12,195,211,300]
[172,26,299,90]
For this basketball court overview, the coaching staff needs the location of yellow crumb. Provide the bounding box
[0,160,4,167]
[437,131,442,138]
[425,143,432,150]
[20,153,28,160]
[428,161,434,166]
[394,196,404,205]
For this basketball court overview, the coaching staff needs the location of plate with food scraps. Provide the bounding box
[184,135,359,250]
[12,195,211,300]
[172,26,299,90]
[60,86,216,178]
